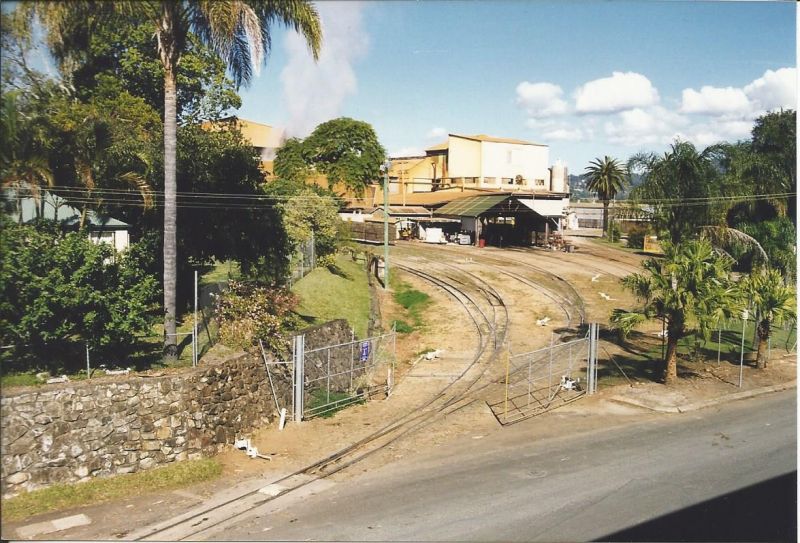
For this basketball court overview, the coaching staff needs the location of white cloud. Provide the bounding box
[515,81,568,117]
[744,67,797,112]
[542,127,584,142]
[574,72,660,114]
[603,106,687,146]
[680,86,751,115]
[280,2,368,137]
[426,126,447,140]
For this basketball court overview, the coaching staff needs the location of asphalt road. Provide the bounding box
[217,391,796,542]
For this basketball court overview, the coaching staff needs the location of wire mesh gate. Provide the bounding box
[488,324,599,426]
[293,328,397,420]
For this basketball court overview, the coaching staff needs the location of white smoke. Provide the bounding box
[280,2,368,137]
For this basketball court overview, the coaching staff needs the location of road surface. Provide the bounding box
[215,390,796,541]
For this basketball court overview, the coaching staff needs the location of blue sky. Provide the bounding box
[235,0,796,172]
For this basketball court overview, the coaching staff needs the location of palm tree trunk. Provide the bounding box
[163,64,178,359]
[755,319,770,369]
[602,199,609,236]
[662,321,682,384]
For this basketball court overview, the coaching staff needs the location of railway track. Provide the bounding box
[130,262,509,541]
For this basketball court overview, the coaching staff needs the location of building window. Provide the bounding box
[534,179,545,187]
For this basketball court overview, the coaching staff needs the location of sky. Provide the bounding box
[233,0,797,173]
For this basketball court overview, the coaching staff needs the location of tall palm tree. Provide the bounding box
[611,239,739,384]
[628,141,722,244]
[740,268,796,369]
[584,156,627,237]
[31,1,322,357]
[1,91,54,223]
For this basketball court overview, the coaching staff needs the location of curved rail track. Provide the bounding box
[133,262,510,541]
[132,243,614,540]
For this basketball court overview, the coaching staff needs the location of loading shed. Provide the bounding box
[434,193,566,247]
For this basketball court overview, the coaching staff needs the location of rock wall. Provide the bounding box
[0,320,354,498]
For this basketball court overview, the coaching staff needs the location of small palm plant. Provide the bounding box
[611,239,740,384]
[739,268,796,369]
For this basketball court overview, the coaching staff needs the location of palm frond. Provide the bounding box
[698,225,769,267]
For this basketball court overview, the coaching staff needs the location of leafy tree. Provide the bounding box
[273,137,312,182]
[629,141,723,243]
[739,268,796,369]
[0,219,160,373]
[610,239,739,384]
[31,1,322,358]
[301,118,386,195]
[583,156,627,236]
[170,124,290,293]
[281,189,342,259]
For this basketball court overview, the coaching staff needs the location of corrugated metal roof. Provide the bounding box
[435,194,511,217]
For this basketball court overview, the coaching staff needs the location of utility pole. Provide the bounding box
[381,159,391,289]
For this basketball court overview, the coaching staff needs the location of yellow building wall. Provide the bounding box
[447,136,482,179]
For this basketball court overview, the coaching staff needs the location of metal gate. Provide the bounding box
[488,323,599,425]
[292,328,397,420]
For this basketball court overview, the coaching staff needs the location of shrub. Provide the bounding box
[0,221,160,373]
[627,224,651,249]
[214,281,299,355]
[607,221,622,243]
[317,253,338,272]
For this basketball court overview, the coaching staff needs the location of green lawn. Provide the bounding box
[292,254,370,338]
[1,458,221,522]
[199,260,240,286]
[602,322,796,385]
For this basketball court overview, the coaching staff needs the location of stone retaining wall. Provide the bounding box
[0,320,354,498]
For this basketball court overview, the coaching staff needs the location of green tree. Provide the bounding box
[584,156,627,237]
[302,117,386,195]
[31,1,322,358]
[610,239,739,384]
[273,137,312,182]
[0,219,160,373]
[739,268,796,369]
[629,141,723,243]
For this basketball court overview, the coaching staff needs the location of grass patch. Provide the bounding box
[306,388,365,419]
[200,260,240,286]
[0,372,43,388]
[601,323,797,385]
[1,458,222,522]
[392,320,414,334]
[588,236,643,255]
[390,276,431,331]
[292,253,370,338]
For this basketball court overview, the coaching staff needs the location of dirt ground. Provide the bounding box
[3,237,796,541]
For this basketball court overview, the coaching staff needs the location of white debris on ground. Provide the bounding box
[424,349,444,360]
[599,292,613,301]
[536,317,551,326]
[591,274,602,282]
[46,375,70,384]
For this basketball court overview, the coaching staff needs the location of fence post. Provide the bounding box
[86,343,90,379]
[193,270,198,367]
[594,323,600,392]
[326,348,331,404]
[293,335,305,422]
[350,329,355,391]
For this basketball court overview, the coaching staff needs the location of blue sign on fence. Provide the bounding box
[360,341,370,362]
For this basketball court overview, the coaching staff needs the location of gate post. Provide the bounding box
[587,323,598,395]
[293,334,305,422]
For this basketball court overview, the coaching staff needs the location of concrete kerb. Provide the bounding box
[609,380,797,414]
